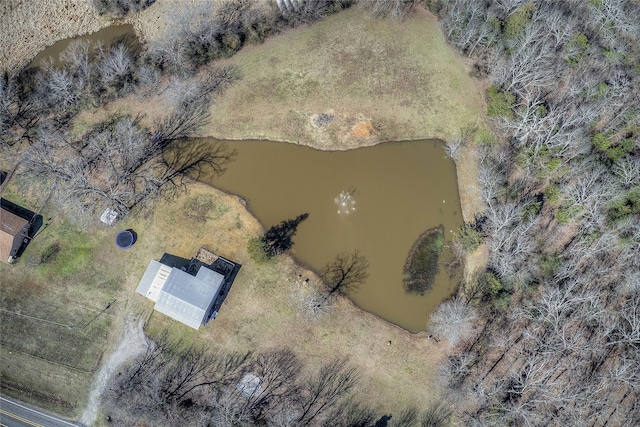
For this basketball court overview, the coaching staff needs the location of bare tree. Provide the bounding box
[0,73,39,146]
[428,298,478,347]
[444,124,477,159]
[440,0,499,56]
[420,401,452,427]
[153,66,238,141]
[440,350,478,391]
[295,357,359,426]
[613,155,640,188]
[21,114,236,223]
[98,43,136,95]
[322,397,377,427]
[246,348,301,418]
[265,400,300,427]
[607,294,640,347]
[297,285,333,320]
[435,0,640,423]
[321,251,369,296]
[369,0,416,19]
[389,407,418,427]
[209,387,254,427]
[41,66,79,111]
[90,0,154,17]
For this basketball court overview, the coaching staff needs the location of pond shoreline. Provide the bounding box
[193,133,482,224]
[178,137,472,334]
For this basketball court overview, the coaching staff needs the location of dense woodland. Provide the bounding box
[1,0,639,426]
[428,0,640,425]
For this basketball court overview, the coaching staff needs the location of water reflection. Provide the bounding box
[335,190,357,215]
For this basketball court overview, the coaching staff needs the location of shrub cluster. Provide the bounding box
[403,225,445,295]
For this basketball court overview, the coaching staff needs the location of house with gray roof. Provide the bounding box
[136,248,237,329]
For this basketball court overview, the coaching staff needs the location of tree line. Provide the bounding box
[103,332,451,427]
[422,0,639,425]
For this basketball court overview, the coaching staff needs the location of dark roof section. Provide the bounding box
[0,199,32,262]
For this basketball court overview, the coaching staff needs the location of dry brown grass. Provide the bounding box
[0,0,108,73]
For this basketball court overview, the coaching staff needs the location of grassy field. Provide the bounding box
[98,4,486,220]
[207,4,487,221]
[138,183,447,413]
[0,0,109,74]
[207,6,485,148]
[0,185,119,415]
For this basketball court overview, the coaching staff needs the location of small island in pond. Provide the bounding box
[403,225,445,295]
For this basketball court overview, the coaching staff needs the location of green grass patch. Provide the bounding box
[502,2,536,39]
[182,193,230,223]
[544,183,561,206]
[403,225,445,295]
[565,33,589,65]
[592,131,636,163]
[29,221,96,277]
[454,223,483,253]
[247,236,272,264]
[556,204,583,224]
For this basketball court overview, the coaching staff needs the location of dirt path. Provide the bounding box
[79,319,148,426]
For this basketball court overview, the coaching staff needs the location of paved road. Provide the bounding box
[0,396,83,427]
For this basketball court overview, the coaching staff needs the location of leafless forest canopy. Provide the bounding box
[431,0,639,425]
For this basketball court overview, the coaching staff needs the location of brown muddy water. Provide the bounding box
[30,24,136,68]
[184,138,463,333]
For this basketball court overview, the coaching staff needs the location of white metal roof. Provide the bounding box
[136,260,225,330]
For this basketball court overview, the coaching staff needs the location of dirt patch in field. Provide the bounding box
[351,120,377,139]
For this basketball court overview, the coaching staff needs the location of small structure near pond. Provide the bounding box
[0,198,34,264]
[135,247,239,330]
[100,208,118,226]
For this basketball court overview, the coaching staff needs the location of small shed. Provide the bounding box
[0,201,31,263]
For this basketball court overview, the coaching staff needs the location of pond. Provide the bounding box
[29,26,465,333]
[29,24,136,68]
[182,138,463,333]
